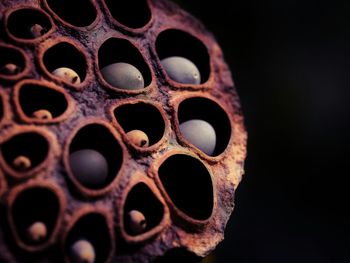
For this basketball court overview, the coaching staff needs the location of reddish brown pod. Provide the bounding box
[0,0,247,262]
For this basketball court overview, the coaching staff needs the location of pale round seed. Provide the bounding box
[70,239,96,263]
[179,119,216,155]
[101,62,144,90]
[69,149,108,188]
[27,221,47,242]
[128,210,147,235]
[29,24,46,38]
[52,67,81,84]
[12,155,32,171]
[0,63,20,75]
[126,130,149,147]
[160,56,201,85]
[32,109,53,120]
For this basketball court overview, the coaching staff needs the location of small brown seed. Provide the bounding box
[31,109,53,120]
[29,24,46,38]
[0,63,20,75]
[128,210,147,235]
[70,239,96,263]
[12,156,31,171]
[52,67,81,84]
[126,130,149,148]
[27,221,47,242]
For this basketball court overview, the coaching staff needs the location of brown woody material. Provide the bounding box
[0,0,247,262]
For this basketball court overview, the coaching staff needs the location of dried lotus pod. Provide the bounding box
[0,0,247,262]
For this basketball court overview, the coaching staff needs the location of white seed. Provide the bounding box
[70,239,96,263]
[27,221,47,242]
[29,24,46,38]
[12,155,32,171]
[161,56,201,85]
[0,63,20,75]
[101,62,144,90]
[179,119,216,155]
[52,67,81,84]
[126,130,149,147]
[128,210,147,235]
[69,149,109,188]
[32,109,53,120]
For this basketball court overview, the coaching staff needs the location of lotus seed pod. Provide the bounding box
[128,210,147,235]
[160,56,201,85]
[70,239,96,263]
[32,109,53,120]
[12,155,32,171]
[52,67,81,84]
[101,62,144,90]
[126,130,149,147]
[0,0,247,262]
[27,221,47,242]
[0,63,20,75]
[29,24,46,38]
[69,149,108,188]
[180,119,217,155]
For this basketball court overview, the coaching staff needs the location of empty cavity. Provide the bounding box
[11,187,60,244]
[114,102,165,147]
[156,29,210,84]
[104,0,151,29]
[43,42,87,83]
[46,0,97,27]
[7,8,52,39]
[154,248,202,263]
[178,97,231,156]
[158,154,213,220]
[124,183,163,236]
[66,213,112,263]
[0,45,26,77]
[99,38,151,88]
[1,132,49,173]
[0,96,3,123]
[18,83,69,120]
[69,124,123,190]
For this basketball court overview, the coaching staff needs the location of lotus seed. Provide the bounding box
[52,67,81,84]
[12,155,32,171]
[32,109,53,120]
[101,62,144,90]
[126,130,149,147]
[128,210,147,235]
[27,221,47,242]
[69,149,108,188]
[179,119,216,155]
[0,63,20,75]
[70,239,96,263]
[29,24,47,38]
[160,56,201,85]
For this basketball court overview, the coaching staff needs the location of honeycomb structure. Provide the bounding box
[0,0,247,262]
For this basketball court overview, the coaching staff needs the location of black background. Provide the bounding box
[174,1,350,262]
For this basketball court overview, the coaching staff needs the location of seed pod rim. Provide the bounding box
[0,43,30,82]
[0,169,6,198]
[150,149,217,230]
[63,118,128,198]
[95,34,155,95]
[3,5,55,45]
[6,179,67,252]
[13,79,76,124]
[99,0,154,35]
[110,99,170,154]
[116,171,170,244]
[41,0,101,31]
[0,126,58,179]
[0,90,11,128]
[37,37,94,91]
[61,205,115,263]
